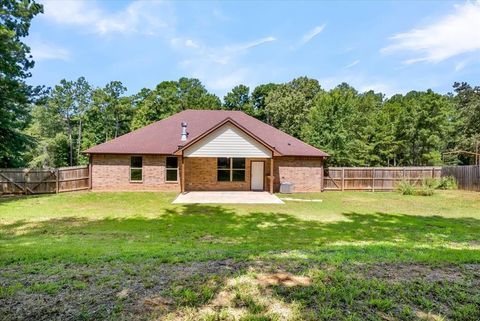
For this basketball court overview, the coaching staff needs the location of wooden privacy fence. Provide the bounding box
[0,165,89,195]
[324,167,442,191]
[442,165,480,191]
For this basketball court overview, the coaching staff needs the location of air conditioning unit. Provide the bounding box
[280,182,294,194]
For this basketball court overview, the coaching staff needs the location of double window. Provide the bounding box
[217,158,245,182]
[130,156,143,181]
[166,157,179,182]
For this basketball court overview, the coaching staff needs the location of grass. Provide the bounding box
[1,190,480,320]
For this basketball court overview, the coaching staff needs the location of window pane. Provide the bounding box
[232,170,245,181]
[232,158,245,169]
[166,157,178,168]
[217,157,230,169]
[131,156,142,168]
[217,170,230,181]
[166,169,178,181]
[130,168,142,181]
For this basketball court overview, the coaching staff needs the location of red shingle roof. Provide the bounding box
[84,110,328,157]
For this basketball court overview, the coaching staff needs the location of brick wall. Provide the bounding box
[91,154,323,193]
[184,157,271,191]
[91,154,181,191]
[273,156,323,192]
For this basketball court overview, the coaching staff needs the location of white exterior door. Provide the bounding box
[251,161,265,191]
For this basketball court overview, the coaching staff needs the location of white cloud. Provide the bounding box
[455,60,468,72]
[343,60,360,69]
[28,41,70,61]
[171,38,200,49]
[201,68,252,91]
[382,2,480,64]
[234,37,276,51]
[169,36,276,92]
[41,0,174,35]
[184,39,199,48]
[300,24,326,45]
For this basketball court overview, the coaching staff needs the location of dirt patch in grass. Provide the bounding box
[256,272,312,287]
[1,260,480,321]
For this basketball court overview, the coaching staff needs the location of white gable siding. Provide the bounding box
[184,123,272,158]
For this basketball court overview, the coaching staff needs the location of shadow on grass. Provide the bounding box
[1,204,480,264]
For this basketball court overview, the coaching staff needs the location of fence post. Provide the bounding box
[23,169,28,195]
[56,168,60,194]
[372,168,375,192]
[341,168,345,191]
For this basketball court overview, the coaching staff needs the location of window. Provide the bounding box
[166,157,179,182]
[130,156,143,182]
[217,158,230,181]
[217,157,245,182]
[232,158,246,181]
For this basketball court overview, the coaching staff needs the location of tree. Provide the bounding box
[302,83,365,166]
[131,81,181,130]
[131,78,221,129]
[384,90,455,166]
[0,0,43,167]
[452,82,480,163]
[25,77,93,167]
[25,95,70,168]
[73,77,92,164]
[251,83,278,123]
[265,77,321,138]
[84,83,131,146]
[177,77,221,110]
[223,84,253,114]
[103,81,128,138]
[48,79,76,165]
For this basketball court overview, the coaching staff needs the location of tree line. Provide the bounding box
[19,76,480,168]
[1,0,479,168]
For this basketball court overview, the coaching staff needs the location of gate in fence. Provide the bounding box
[323,167,442,191]
[0,165,89,195]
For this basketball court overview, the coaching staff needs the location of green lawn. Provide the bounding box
[1,191,480,320]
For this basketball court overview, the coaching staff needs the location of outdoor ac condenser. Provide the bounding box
[279,182,294,194]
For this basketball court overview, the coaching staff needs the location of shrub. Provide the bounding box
[422,177,438,189]
[414,186,434,196]
[397,180,434,196]
[397,180,415,195]
[437,176,458,190]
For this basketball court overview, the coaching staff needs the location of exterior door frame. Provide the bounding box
[250,160,265,191]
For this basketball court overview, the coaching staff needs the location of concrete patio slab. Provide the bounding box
[172,191,284,204]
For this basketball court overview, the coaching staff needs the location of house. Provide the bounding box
[84,110,328,193]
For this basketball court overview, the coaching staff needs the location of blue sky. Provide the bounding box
[26,0,480,97]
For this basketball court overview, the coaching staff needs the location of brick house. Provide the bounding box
[84,110,328,193]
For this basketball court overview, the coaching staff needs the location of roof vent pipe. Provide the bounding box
[181,122,188,141]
